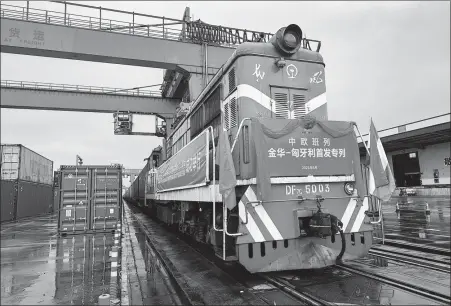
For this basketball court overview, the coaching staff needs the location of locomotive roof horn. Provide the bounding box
[270,24,303,55]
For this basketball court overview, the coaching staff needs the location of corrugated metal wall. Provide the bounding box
[15,181,53,220]
[1,180,16,222]
[1,180,53,222]
[1,144,53,185]
[19,145,53,185]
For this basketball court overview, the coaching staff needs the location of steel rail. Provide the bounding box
[368,250,450,273]
[337,263,451,304]
[368,248,450,273]
[261,274,331,306]
[371,245,451,265]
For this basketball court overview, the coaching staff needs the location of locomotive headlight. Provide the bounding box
[344,182,355,195]
[270,24,303,56]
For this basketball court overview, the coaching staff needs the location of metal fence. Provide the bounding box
[1,80,162,97]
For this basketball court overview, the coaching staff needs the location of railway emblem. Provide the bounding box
[310,71,323,84]
[286,64,298,79]
[252,64,265,82]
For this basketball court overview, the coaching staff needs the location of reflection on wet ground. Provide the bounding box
[122,208,183,305]
[381,197,450,250]
[1,214,114,305]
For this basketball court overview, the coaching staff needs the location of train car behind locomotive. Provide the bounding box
[125,24,379,273]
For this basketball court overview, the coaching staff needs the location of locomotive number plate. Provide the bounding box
[285,184,330,196]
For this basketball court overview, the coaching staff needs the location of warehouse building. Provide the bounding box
[359,113,450,196]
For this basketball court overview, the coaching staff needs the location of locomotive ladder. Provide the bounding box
[207,125,243,261]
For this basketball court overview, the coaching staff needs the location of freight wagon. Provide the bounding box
[1,144,53,222]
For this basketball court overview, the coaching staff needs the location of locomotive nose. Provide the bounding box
[270,24,303,55]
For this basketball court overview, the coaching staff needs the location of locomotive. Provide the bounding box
[124,24,375,273]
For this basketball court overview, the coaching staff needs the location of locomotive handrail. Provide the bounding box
[206,126,222,233]
[231,118,251,152]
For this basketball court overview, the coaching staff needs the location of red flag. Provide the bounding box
[368,119,396,201]
[219,128,237,210]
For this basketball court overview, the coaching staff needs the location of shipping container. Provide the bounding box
[1,179,53,222]
[58,165,122,234]
[1,180,16,222]
[1,144,53,185]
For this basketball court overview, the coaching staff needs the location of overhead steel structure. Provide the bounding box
[0,1,272,109]
[0,80,179,116]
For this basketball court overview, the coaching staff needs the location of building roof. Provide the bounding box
[358,113,450,154]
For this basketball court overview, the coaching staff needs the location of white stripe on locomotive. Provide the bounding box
[224,84,327,114]
[340,198,358,231]
[238,196,265,242]
[245,187,284,241]
[350,197,369,233]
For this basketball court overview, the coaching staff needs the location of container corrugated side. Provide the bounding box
[91,167,122,231]
[58,167,91,233]
[15,180,53,220]
[19,145,53,185]
[1,179,53,222]
[1,180,16,222]
[1,144,53,185]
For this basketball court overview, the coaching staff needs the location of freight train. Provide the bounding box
[124,24,377,273]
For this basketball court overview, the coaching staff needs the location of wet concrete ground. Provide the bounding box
[125,203,273,305]
[121,206,183,305]
[1,214,115,305]
[2,200,449,305]
[381,196,450,250]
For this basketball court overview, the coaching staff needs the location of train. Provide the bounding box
[124,24,377,273]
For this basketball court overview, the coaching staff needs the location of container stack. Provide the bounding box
[1,144,54,222]
[57,165,122,234]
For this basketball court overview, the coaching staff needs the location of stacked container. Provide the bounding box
[1,144,54,222]
[57,165,122,234]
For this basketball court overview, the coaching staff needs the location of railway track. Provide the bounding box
[337,263,451,305]
[368,246,451,273]
[128,204,450,306]
[261,274,331,306]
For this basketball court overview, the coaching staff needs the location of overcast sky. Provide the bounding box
[1,1,450,175]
